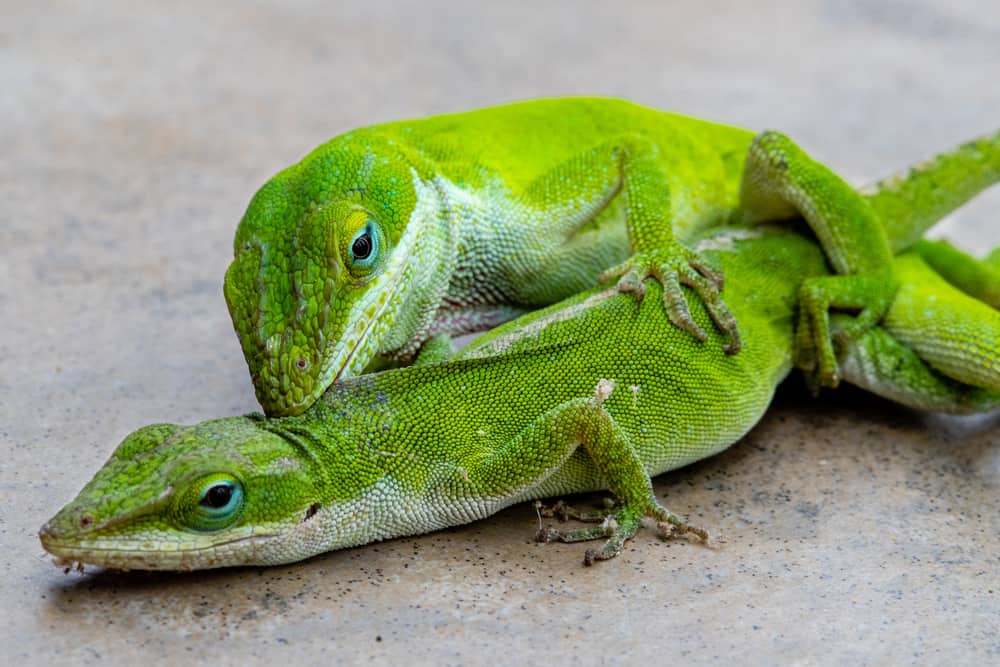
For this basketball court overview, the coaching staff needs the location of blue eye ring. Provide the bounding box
[189,475,244,531]
[349,220,381,269]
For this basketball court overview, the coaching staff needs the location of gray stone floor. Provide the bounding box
[2,1,999,664]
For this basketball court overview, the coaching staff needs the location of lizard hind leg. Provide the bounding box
[838,318,1000,414]
[525,380,707,565]
[739,130,897,389]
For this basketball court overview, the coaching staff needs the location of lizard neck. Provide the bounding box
[379,172,531,359]
[369,168,459,359]
[259,374,522,560]
[425,177,532,340]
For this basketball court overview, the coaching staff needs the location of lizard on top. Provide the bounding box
[224,97,1000,416]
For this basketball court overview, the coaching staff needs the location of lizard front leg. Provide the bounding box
[518,137,741,354]
[411,334,455,365]
[466,379,705,565]
[739,131,897,389]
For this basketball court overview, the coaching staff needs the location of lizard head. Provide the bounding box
[225,132,431,417]
[39,416,333,570]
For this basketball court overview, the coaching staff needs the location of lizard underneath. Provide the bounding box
[40,221,1000,570]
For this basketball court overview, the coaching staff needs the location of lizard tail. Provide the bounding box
[838,246,1000,413]
[861,129,1000,252]
[882,253,1000,392]
[910,239,1000,309]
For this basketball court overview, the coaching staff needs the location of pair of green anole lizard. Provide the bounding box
[40,99,1000,570]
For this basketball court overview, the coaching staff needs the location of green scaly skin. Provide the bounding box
[40,223,1000,570]
[224,96,1000,416]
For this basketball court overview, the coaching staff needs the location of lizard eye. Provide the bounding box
[346,216,384,277]
[351,228,373,261]
[185,474,244,531]
[333,207,386,283]
[201,482,235,509]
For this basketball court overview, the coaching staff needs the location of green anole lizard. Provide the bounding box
[223,97,1000,416]
[40,222,1000,570]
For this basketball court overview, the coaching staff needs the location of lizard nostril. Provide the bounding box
[296,358,309,370]
[79,516,93,528]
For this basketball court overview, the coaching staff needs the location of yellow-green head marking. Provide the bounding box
[225,131,448,416]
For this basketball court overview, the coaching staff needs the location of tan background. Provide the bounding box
[2,1,999,664]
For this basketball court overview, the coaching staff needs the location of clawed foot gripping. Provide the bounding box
[534,498,709,566]
[740,130,902,391]
[600,244,741,355]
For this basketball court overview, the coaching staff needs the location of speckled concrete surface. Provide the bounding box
[3,1,999,664]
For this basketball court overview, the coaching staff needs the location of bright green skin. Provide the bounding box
[224,97,999,416]
[41,223,1000,570]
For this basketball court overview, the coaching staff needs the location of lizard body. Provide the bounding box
[225,97,1000,415]
[41,224,1000,570]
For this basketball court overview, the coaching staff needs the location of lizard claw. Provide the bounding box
[794,274,897,390]
[600,244,741,354]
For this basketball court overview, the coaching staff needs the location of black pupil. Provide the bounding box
[202,484,233,509]
[351,231,372,260]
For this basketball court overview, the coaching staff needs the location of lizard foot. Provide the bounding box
[535,497,708,565]
[600,244,741,354]
[794,274,897,390]
[535,498,618,523]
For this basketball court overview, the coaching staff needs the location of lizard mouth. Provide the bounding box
[332,311,382,381]
[39,530,280,571]
[306,281,403,408]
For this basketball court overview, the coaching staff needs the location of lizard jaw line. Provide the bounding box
[275,305,383,415]
[332,300,387,382]
[40,532,281,571]
[309,311,379,400]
